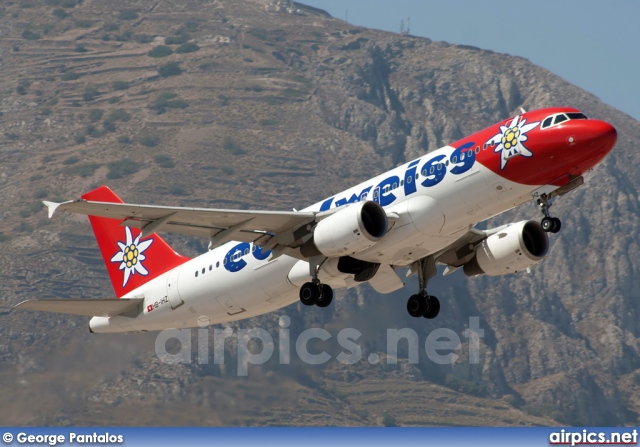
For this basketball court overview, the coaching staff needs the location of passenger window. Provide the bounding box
[421,169,427,177]
[475,147,480,153]
[554,114,568,125]
[223,258,227,265]
[195,271,198,277]
[209,265,212,271]
[202,268,205,274]
[392,182,397,189]
[430,166,434,175]
[452,156,457,164]
[384,185,390,193]
[244,248,249,256]
[360,193,367,201]
[407,176,412,184]
[216,261,220,268]
[460,153,465,161]
[542,117,553,128]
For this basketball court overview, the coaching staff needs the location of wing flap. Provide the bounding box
[15,298,143,317]
[368,264,405,294]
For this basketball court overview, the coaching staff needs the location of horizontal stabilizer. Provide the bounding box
[42,200,61,218]
[15,298,143,317]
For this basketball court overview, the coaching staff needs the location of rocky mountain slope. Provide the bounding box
[1,0,639,426]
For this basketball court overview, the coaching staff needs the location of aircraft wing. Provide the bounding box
[433,223,520,274]
[44,199,317,252]
[14,298,143,317]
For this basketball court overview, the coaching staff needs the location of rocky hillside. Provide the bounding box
[1,0,639,426]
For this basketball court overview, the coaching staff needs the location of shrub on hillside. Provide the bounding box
[138,134,160,147]
[88,109,103,122]
[112,81,130,90]
[83,86,99,102]
[107,109,131,122]
[153,154,175,168]
[175,42,199,54]
[148,45,172,58]
[158,62,182,77]
[118,9,138,20]
[52,8,68,18]
[106,159,140,179]
[22,30,41,40]
[61,71,80,81]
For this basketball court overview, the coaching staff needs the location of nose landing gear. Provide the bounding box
[537,193,561,233]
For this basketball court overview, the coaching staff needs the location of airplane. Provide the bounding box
[15,107,617,333]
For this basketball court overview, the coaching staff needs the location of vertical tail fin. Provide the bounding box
[82,186,190,298]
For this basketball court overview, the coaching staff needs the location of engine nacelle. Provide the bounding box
[302,201,388,258]
[463,220,549,276]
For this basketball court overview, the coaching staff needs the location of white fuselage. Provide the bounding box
[90,143,540,333]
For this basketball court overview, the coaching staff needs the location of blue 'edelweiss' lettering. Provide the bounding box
[326,142,478,211]
[224,243,272,273]
[450,141,475,175]
[403,160,420,196]
[374,175,400,206]
[335,186,372,207]
[420,154,446,187]
[322,142,477,212]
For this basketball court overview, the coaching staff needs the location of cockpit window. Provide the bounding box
[541,111,588,129]
[553,114,568,125]
[567,112,588,120]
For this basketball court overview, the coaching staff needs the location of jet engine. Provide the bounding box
[463,220,549,276]
[301,201,388,258]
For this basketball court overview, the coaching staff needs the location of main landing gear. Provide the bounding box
[299,257,334,308]
[537,193,561,233]
[406,257,440,319]
[299,281,333,308]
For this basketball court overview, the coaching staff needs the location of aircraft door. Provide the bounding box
[166,269,184,309]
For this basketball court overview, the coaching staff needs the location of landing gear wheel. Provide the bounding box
[407,294,427,318]
[299,282,320,306]
[541,217,554,232]
[423,296,441,319]
[316,284,334,308]
[550,217,562,234]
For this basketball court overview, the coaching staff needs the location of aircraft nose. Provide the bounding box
[585,120,617,154]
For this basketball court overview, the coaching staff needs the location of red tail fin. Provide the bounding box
[82,186,190,298]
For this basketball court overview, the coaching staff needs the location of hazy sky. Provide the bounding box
[301,0,640,121]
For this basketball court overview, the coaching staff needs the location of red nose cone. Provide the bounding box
[586,120,617,156]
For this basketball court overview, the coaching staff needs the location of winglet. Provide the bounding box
[43,200,61,218]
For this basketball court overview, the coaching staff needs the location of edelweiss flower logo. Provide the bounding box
[110,227,153,287]
[486,115,540,169]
